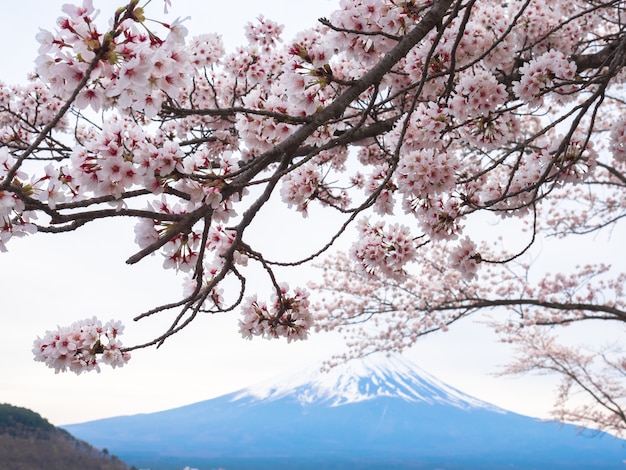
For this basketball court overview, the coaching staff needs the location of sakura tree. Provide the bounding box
[3,0,626,432]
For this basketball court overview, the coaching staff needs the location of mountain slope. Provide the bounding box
[0,403,131,470]
[62,354,626,470]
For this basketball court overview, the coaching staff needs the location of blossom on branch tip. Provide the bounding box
[512,49,577,107]
[239,285,312,342]
[350,219,417,279]
[33,318,130,374]
[449,236,481,280]
[610,118,626,163]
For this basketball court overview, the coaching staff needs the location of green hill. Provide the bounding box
[0,403,132,470]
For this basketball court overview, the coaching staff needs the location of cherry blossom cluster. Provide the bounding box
[0,149,36,252]
[245,16,284,52]
[396,149,459,199]
[512,49,578,107]
[549,134,598,184]
[350,219,417,279]
[610,117,626,163]
[0,150,24,216]
[205,224,249,271]
[280,162,321,215]
[412,195,463,241]
[365,164,396,216]
[398,102,450,152]
[327,0,425,62]
[189,33,224,68]
[449,237,481,281]
[239,285,312,342]
[449,69,507,121]
[33,318,129,374]
[35,0,192,116]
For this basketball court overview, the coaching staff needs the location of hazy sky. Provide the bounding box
[2,0,614,427]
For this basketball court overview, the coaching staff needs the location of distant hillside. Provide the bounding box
[0,403,131,470]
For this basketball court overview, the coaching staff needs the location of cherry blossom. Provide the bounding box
[449,236,481,281]
[239,285,312,342]
[609,117,626,163]
[33,318,130,374]
[512,49,578,108]
[350,218,418,279]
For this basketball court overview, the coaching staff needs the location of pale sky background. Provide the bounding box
[1,0,622,428]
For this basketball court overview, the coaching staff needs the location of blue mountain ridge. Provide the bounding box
[62,353,626,470]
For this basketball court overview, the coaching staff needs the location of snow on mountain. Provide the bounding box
[233,352,500,411]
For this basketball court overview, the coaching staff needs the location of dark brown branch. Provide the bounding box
[434,298,626,323]
[572,42,621,72]
[161,104,312,124]
[318,17,402,41]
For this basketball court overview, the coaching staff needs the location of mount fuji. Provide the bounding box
[62,353,626,470]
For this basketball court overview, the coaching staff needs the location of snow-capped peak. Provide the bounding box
[232,352,501,411]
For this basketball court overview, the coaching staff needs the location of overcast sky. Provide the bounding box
[1,0,613,427]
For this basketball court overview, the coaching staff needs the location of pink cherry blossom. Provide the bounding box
[512,49,578,107]
[239,285,312,342]
[33,318,130,374]
[350,219,417,279]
